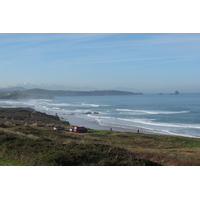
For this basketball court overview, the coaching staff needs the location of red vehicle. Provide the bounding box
[70,126,88,133]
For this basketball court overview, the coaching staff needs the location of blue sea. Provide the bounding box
[1,93,200,138]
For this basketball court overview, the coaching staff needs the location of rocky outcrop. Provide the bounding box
[170,90,179,95]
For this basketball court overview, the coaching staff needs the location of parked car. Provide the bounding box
[54,126,65,130]
[69,126,88,133]
[69,127,74,132]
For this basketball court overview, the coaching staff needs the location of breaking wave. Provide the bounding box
[1,93,200,138]
[117,109,190,115]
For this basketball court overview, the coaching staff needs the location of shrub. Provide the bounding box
[0,123,7,128]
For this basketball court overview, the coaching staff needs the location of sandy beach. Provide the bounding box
[60,112,170,136]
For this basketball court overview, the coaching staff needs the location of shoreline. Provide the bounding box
[56,112,199,139]
[0,104,199,139]
[1,107,200,166]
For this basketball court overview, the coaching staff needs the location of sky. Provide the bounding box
[0,33,200,92]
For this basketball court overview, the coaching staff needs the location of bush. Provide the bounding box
[0,136,161,166]
[0,123,7,128]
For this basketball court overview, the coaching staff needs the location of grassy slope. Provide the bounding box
[0,156,26,166]
[0,108,200,166]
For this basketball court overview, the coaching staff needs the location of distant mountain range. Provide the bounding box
[13,82,99,91]
[0,88,143,99]
[9,82,140,92]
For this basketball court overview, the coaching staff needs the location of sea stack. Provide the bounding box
[170,90,179,95]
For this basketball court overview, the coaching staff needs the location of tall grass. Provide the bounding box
[0,133,160,166]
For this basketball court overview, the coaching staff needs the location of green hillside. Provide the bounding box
[1,107,200,166]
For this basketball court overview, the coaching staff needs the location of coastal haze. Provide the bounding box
[0,33,200,138]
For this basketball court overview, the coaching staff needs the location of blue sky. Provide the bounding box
[0,33,200,92]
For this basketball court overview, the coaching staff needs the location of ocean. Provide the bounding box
[1,93,200,138]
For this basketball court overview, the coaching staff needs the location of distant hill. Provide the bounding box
[0,87,25,93]
[0,88,143,99]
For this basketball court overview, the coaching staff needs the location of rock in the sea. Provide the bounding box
[170,90,179,95]
[93,112,99,114]
[85,112,92,114]
[85,112,99,115]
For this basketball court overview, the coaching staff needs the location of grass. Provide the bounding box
[0,156,26,166]
[1,107,200,166]
[0,133,160,166]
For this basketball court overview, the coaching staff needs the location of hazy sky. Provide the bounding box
[0,33,200,92]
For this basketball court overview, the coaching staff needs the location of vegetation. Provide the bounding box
[0,107,200,166]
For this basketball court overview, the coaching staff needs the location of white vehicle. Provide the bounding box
[54,126,64,130]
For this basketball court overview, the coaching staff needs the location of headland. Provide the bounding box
[0,88,143,100]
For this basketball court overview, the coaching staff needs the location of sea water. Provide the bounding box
[1,93,200,138]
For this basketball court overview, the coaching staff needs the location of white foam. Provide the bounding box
[116,117,200,129]
[82,103,100,107]
[1,98,200,138]
[117,109,190,115]
[84,115,200,138]
[47,103,72,107]
[82,103,110,107]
